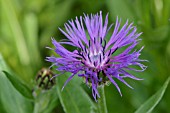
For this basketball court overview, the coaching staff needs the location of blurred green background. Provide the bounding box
[0,0,170,113]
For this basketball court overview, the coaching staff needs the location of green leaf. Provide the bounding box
[0,72,34,113]
[0,100,6,113]
[0,55,8,71]
[0,54,33,113]
[2,71,34,100]
[135,76,170,113]
[57,74,96,113]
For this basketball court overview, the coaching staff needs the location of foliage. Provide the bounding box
[0,0,170,113]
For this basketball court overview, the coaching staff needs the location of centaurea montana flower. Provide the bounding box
[46,11,147,101]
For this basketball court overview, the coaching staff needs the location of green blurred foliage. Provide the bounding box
[0,0,170,113]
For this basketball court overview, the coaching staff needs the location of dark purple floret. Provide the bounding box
[46,11,147,101]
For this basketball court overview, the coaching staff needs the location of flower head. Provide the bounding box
[46,11,147,101]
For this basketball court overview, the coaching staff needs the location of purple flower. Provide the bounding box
[46,11,147,101]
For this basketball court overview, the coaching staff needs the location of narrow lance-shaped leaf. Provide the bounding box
[57,74,97,113]
[3,71,34,100]
[0,54,33,113]
[135,76,170,113]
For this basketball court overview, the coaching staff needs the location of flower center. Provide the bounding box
[78,39,117,70]
[90,52,101,61]
[85,50,108,69]
[92,54,99,60]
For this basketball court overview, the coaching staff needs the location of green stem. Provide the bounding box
[97,85,108,113]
